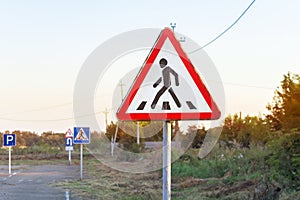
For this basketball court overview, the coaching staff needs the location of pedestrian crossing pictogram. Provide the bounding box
[73,127,90,144]
[75,128,88,140]
[137,100,197,111]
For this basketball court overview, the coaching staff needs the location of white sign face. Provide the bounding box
[65,128,73,138]
[126,39,211,114]
[65,146,74,151]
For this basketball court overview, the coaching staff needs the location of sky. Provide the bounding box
[0,0,299,133]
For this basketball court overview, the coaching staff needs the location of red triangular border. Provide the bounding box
[117,28,221,121]
[65,128,73,138]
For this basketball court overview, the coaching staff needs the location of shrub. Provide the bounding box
[266,129,300,190]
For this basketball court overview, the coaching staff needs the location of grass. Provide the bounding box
[0,158,73,165]
[52,158,162,199]
[50,147,268,199]
[2,145,298,199]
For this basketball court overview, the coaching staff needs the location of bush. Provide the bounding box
[172,146,269,180]
[266,129,300,190]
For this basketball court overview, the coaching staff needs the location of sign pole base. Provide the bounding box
[163,121,171,200]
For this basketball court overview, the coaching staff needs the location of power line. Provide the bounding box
[0,111,103,122]
[0,94,110,117]
[0,102,73,117]
[189,0,256,54]
[0,80,274,122]
[0,107,116,122]
[0,81,274,122]
[222,82,273,90]
[207,80,274,90]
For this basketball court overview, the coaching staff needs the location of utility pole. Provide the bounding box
[118,80,141,145]
[102,108,109,127]
[112,80,125,156]
[119,80,125,101]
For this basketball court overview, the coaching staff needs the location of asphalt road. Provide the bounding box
[0,164,80,200]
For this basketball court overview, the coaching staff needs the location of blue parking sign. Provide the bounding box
[73,127,90,144]
[3,134,16,147]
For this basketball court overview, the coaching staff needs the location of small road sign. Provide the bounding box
[65,138,74,151]
[73,127,90,144]
[65,146,73,151]
[3,134,16,147]
[116,28,220,121]
[65,128,73,138]
[65,137,73,146]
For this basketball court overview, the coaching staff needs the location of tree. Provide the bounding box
[220,114,269,148]
[266,72,300,131]
[185,125,206,148]
[105,121,146,153]
[221,114,243,142]
[105,121,124,142]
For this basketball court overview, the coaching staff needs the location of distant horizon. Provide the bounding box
[0,108,277,134]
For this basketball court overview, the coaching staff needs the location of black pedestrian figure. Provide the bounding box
[151,58,181,109]
[75,129,88,140]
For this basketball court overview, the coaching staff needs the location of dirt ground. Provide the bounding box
[0,158,296,200]
[52,158,287,200]
[0,164,80,200]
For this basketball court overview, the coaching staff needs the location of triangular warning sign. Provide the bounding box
[74,128,88,140]
[117,28,220,121]
[65,128,73,138]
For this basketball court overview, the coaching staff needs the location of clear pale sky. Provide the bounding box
[0,0,299,133]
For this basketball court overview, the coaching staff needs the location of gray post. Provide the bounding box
[80,144,83,180]
[8,146,11,175]
[137,121,140,144]
[68,150,71,165]
[163,121,171,200]
[111,137,114,156]
[112,123,119,156]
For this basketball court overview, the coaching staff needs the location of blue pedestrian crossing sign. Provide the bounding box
[3,134,16,147]
[73,127,90,144]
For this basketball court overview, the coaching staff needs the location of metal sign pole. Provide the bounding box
[8,146,11,175]
[163,121,171,200]
[112,123,119,156]
[137,121,140,144]
[80,144,83,180]
[68,150,71,165]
